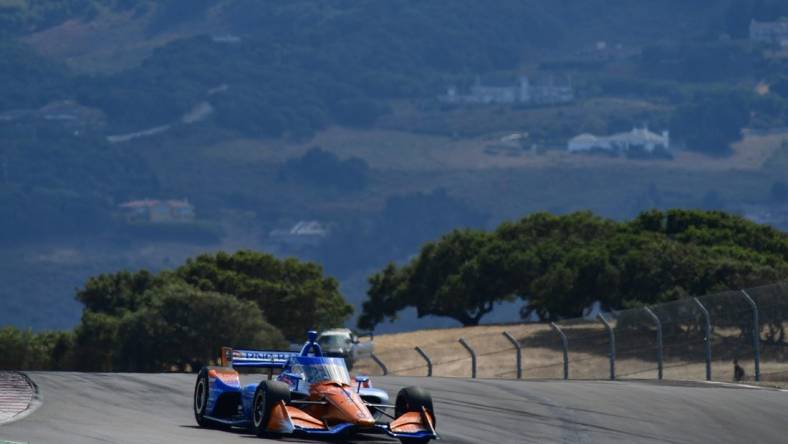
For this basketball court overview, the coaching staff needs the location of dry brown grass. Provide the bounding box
[354,323,788,388]
[204,126,788,173]
[22,11,210,73]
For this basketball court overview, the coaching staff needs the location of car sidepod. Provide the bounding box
[202,367,248,427]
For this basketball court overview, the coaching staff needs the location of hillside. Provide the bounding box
[1,0,788,332]
[10,1,733,66]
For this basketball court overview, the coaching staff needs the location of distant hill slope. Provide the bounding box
[2,0,788,335]
[13,0,733,70]
[0,0,737,134]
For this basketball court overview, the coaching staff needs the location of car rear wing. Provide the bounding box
[220,346,300,369]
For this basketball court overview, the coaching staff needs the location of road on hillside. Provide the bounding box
[1,373,787,444]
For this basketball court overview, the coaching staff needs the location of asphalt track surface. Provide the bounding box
[1,373,787,444]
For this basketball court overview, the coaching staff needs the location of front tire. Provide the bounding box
[251,380,291,436]
[395,386,436,444]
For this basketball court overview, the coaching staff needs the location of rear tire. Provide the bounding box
[194,367,232,430]
[193,368,213,428]
[395,386,435,444]
[251,380,291,436]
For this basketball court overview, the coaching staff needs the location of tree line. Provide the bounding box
[0,250,352,371]
[358,210,788,330]
[2,210,786,371]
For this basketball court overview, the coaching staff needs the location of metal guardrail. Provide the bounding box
[550,322,569,380]
[694,297,712,382]
[414,346,432,377]
[360,282,787,385]
[502,331,522,379]
[644,307,663,380]
[458,338,477,379]
[740,290,761,382]
[370,353,388,376]
[598,314,616,380]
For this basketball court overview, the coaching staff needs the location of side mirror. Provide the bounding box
[283,372,303,391]
[355,375,370,392]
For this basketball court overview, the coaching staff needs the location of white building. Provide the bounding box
[750,19,788,46]
[444,76,529,104]
[568,134,610,152]
[443,75,573,105]
[269,221,330,248]
[568,127,670,154]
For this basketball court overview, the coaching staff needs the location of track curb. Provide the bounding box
[0,372,41,427]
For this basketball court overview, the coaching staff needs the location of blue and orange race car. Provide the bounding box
[193,331,438,443]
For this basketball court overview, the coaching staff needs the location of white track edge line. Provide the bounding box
[701,380,788,392]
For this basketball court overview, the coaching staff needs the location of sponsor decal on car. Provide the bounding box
[237,351,293,362]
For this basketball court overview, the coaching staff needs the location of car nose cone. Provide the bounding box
[323,386,375,427]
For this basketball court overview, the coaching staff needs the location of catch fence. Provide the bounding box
[355,282,788,385]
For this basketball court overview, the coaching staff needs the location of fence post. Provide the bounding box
[502,331,522,379]
[414,346,433,377]
[458,338,477,379]
[371,353,388,376]
[598,314,616,380]
[644,307,663,380]
[550,322,569,380]
[740,290,761,382]
[694,297,712,381]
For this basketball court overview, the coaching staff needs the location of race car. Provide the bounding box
[193,331,438,443]
[317,328,374,370]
